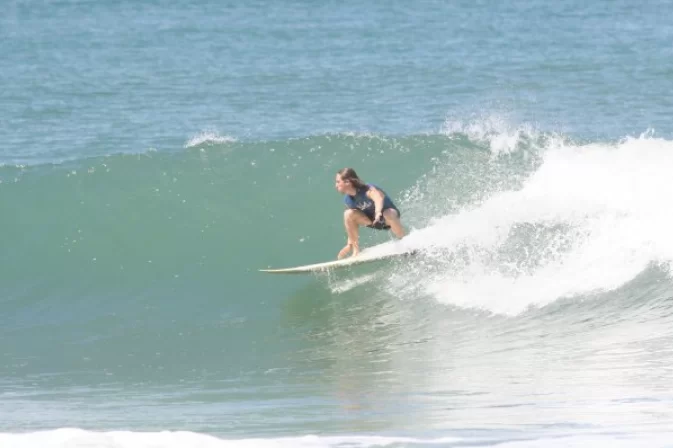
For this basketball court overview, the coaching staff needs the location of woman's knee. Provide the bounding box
[382,208,400,220]
[344,209,370,225]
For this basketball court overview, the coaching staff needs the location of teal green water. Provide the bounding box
[3,1,673,447]
[1,135,509,383]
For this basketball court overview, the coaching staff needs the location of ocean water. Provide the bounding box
[3,0,673,447]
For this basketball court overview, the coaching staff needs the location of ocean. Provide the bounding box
[2,0,673,447]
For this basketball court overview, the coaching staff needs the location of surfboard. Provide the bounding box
[259,242,416,274]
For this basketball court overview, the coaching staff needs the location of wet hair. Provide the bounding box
[337,167,366,189]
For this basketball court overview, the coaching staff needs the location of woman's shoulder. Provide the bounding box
[365,183,384,193]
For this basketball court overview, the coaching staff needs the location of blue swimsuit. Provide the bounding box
[343,184,400,229]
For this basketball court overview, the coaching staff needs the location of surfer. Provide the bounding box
[335,168,405,259]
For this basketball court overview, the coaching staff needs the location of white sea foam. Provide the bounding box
[0,428,461,448]
[184,131,237,148]
[394,131,673,315]
[441,114,542,156]
[3,428,673,448]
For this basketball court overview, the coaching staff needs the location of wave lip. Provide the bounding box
[392,130,673,315]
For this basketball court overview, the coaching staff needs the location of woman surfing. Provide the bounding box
[335,168,406,259]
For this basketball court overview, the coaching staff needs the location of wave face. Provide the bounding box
[7,125,672,317]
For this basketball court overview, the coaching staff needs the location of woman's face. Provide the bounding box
[335,174,350,194]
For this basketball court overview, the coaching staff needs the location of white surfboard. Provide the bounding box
[260,241,416,274]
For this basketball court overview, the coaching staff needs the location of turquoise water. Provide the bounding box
[3,1,673,447]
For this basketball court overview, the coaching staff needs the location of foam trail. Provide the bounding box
[329,273,379,294]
